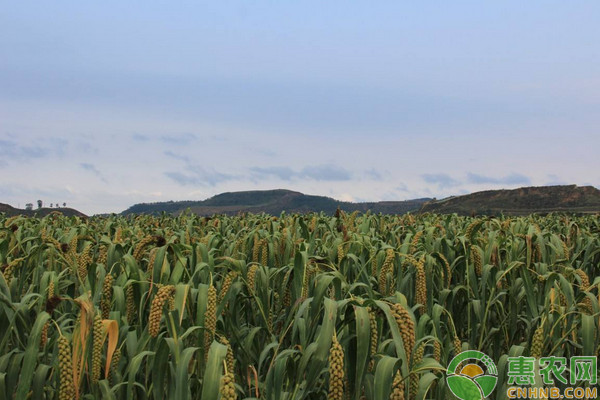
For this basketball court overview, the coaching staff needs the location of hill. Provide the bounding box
[122,189,430,216]
[0,203,87,218]
[419,185,600,216]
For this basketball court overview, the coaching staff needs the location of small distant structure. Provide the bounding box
[37,200,43,209]
[25,203,33,211]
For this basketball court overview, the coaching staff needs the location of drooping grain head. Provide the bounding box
[68,235,78,264]
[133,236,155,261]
[113,227,123,243]
[98,245,108,265]
[453,336,462,356]
[219,271,238,302]
[370,247,377,278]
[438,253,452,288]
[219,335,235,376]
[410,342,425,398]
[147,247,158,276]
[40,321,49,348]
[389,303,415,361]
[148,285,176,338]
[465,219,480,239]
[409,231,423,254]
[391,370,405,400]
[337,242,345,263]
[101,274,114,319]
[433,340,441,363]
[204,285,217,361]
[58,336,75,400]
[109,347,121,383]
[574,269,590,289]
[415,256,427,315]
[368,307,378,372]
[260,239,268,266]
[530,324,544,359]
[252,234,260,263]
[220,372,237,400]
[561,240,570,261]
[247,265,258,295]
[378,249,395,296]
[327,333,345,400]
[77,244,92,281]
[92,313,104,383]
[470,245,482,277]
[126,285,136,324]
[48,280,55,298]
[301,261,315,300]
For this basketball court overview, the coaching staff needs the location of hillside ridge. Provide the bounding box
[3,185,598,217]
[122,189,430,216]
[122,185,600,216]
[420,184,600,215]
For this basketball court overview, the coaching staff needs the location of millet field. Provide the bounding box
[0,211,598,399]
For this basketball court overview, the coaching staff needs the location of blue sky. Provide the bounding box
[1,1,598,214]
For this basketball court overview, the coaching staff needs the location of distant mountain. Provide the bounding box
[122,189,430,216]
[4,185,598,218]
[419,185,600,216]
[0,203,87,218]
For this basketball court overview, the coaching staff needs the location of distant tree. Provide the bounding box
[25,203,33,211]
[50,203,53,208]
[63,202,67,207]
[37,200,43,209]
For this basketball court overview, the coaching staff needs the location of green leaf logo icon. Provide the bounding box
[446,350,498,400]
